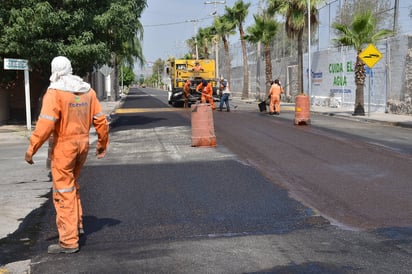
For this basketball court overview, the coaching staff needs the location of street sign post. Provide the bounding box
[4,58,31,132]
[359,44,383,116]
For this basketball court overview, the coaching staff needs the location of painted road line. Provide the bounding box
[282,106,295,111]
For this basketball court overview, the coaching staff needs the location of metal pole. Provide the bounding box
[256,0,262,100]
[24,68,31,133]
[386,40,391,113]
[193,20,199,60]
[308,0,311,98]
[393,0,399,33]
[204,1,226,80]
[368,69,371,116]
[187,19,199,60]
[215,38,219,81]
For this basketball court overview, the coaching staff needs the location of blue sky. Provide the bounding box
[139,0,258,64]
[138,0,412,72]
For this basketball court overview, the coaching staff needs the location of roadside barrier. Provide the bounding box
[191,103,217,147]
[294,94,311,125]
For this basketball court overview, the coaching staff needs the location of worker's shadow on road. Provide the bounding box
[79,215,121,245]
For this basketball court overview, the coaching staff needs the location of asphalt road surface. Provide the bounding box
[7,88,412,273]
[213,102,412,230]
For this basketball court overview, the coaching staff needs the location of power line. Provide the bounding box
[143,16,212,28]
[143,20,189,28]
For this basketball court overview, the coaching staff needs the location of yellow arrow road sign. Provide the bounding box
[359,44,383,68]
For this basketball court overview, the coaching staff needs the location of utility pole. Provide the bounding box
[187,19,199,60]
[256,0,262,99]
[205,1,226,82]
[307,0,311,98]
[393,0,399,33]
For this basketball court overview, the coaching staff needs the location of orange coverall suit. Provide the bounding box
[197,82,216,109]
[183,80,191,108]
[269,83,284,113]
[26,88,109,249]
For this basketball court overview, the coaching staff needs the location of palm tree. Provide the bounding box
[244,13,278,96]
[195,28,207,59]
[267,0,319,95]
[112,34,144,100]
[213,14,236,87]
[225,0,251,99]
[332,10,393,115]
[186,37,198,59]
[197,26,215,59]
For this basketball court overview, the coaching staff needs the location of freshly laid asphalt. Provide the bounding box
[0,90,411,273]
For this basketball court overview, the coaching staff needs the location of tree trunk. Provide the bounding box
[113,55,119,101]
[297,30,304,94]
[354,53,366,115]
[240,24,249,99]
[264,43,273,96]
[223,36,231,87]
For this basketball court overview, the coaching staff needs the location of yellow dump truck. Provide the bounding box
[167,59,218,107]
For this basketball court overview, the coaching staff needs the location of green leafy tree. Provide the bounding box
[267,0,319,95]
[332,10,393,115]
[213,14,236,86]
[0,0,146,94]
[1,1,108,81]
[94,0,146,99]
[182,53,193,60]
[119,65,135,87]
[138,74,145,85]
[245,13,278,95]
[225,0,251,99]
[152,58,165,88]
[186,37,198,59]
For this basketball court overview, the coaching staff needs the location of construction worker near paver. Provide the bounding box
[192,61,204,72]
[218,80,230,112]
[268,79,284,115]
[24,56,109,254]
[183,79,191,108]
[196,80,216,110]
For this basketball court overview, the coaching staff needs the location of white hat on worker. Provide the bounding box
[49,56,90,93]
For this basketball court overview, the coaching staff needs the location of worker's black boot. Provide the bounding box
[48,244,79,254]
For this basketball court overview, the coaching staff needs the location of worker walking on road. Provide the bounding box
[268,79,284,115]
[183,79,191,108]
[218,80,231,112]
[196,80,216,110]
[25,56,109,254]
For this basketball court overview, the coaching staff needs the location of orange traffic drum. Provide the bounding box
[294,94,311,125]
[191,103,217,147]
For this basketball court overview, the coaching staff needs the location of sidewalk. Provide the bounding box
[311,105,412,128]
[229,95,412,129]
[0,99,123,273]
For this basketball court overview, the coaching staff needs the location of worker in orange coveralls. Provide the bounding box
[25,56,109,254]
[192,61,204,72]
[196,80,216,109]
[268,79,284,115]
[183,79,191,108]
